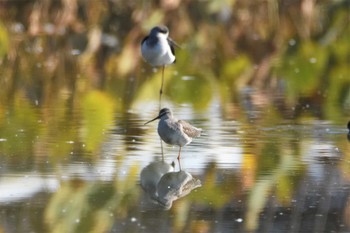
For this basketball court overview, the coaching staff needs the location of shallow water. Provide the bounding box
[1,1,350,232]
[1,92,349,233]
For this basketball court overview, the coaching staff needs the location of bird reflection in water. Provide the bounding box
[347,121,350,141]
[140,161,201,209]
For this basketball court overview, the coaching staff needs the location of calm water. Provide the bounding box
[1,1,350,233]
[0,91,349,233]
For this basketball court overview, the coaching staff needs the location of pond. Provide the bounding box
[0,1,350,233]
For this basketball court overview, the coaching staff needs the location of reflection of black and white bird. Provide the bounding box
[145,108,202,160]
[141,26,178,107]
[347,121,350,141]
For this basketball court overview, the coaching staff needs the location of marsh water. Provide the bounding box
[1,1,350,233]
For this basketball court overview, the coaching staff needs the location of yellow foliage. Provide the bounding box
[0,22,9,57]
[81,91,115,152]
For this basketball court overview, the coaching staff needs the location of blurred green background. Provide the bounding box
[0,1,350,233]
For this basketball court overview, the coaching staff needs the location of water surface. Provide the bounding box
[0,1,350,233]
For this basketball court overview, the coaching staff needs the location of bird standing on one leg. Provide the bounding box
[141,26,178,109]
[144,108,202,160]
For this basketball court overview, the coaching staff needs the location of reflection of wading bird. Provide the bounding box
[145,108,202,160]
[140,161,201,209]
[141,26,178,108]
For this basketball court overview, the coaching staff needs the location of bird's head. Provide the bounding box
[150,26,169,38]
[144,108,172,125]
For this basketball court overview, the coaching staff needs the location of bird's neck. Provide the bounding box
[157,33,168,40]
[162,115,173,120]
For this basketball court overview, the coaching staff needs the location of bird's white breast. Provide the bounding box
[141,35,175,67]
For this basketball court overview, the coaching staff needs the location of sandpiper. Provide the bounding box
[144,108,202,160]
[141,26,178,107]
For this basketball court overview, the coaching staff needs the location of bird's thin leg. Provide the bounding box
[177,146,182,160]
[159,65,165,110]
[177,158,182,171]
[160,137,164,160]
[159,65,165,159]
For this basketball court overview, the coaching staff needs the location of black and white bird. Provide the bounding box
[141,26,178,107]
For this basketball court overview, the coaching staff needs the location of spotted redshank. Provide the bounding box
[145,108,202,160]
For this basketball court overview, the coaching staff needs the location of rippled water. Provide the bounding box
[1,91,349,233]
[0,1,349,232]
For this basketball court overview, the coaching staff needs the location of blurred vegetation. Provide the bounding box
[0,0,348,116]
[45,166,139,233]
[0,0,349,232]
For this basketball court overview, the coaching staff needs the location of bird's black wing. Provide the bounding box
[167,38,180,63]
[170,43,175,56]
[141,36,149,45]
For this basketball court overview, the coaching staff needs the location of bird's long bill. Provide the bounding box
[144,115,160,125]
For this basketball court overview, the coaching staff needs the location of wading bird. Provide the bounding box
[141,26,178,108]
[145,108,202,160]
